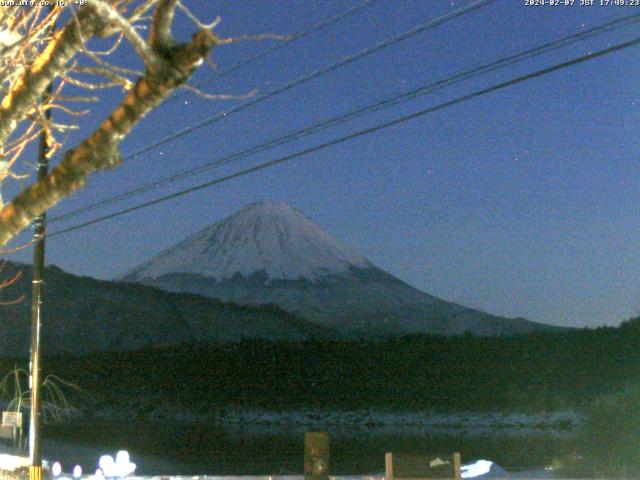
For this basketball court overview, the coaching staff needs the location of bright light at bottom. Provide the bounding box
[115,451,129,465]
[461,460,493,478]
[97,451,136,477]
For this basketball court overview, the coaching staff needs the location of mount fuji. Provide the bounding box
[121,201,554,337]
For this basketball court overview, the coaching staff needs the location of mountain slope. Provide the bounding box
[0,262,336,357]
[123,200,370,282]
[122,201,557,337]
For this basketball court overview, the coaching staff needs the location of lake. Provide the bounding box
[40,420,575,476]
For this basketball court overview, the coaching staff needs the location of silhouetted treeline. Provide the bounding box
[3,317,639,413]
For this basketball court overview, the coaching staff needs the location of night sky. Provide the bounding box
[6,0,640,329]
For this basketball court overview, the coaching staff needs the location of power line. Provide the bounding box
[47,0,499,223]
[47,1,377,160]
[120,0,499,161]
[167,0,376,103]
[49,12,640,224]
[48,35,640,238]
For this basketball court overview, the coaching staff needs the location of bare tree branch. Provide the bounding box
[0,1,239,247]
[131,0,160,23]
[89,0,164,73]
[0,29,219,246]
[150,0,180,48]
[179,83,257,101]
[0,8,101,150]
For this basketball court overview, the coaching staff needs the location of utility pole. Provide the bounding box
[29,43,53,480]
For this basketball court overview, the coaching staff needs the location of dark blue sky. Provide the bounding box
[7,0,640,328]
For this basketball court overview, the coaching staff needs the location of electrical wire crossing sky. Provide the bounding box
[6,0,640,329]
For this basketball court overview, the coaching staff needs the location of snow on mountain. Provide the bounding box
[122,201,558,337]
[123,201,370,282]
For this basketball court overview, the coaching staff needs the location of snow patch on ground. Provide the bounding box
[117,472,552,480]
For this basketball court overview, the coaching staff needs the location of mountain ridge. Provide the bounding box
[0,261,337,356]
[123,201,558,337]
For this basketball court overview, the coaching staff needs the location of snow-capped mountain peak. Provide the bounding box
[123,200,370,282]
[121,201,555,338]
